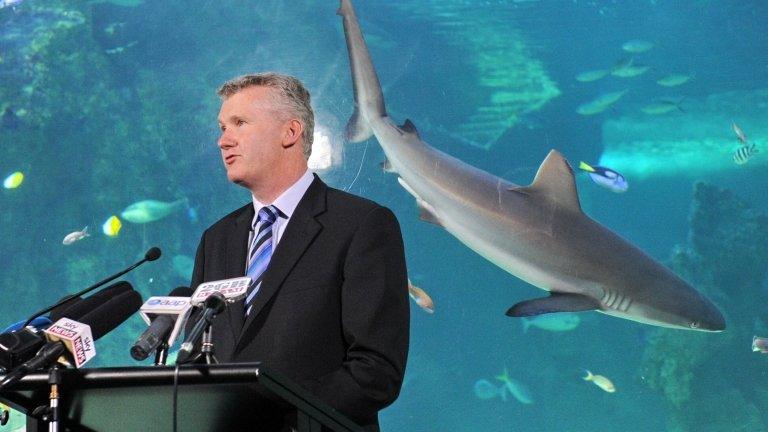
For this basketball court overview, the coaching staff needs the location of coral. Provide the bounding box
[641,182,768,431]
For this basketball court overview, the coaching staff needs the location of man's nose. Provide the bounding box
[218,132,235,149]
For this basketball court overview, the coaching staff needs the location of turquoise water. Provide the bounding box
[2,1,768,430]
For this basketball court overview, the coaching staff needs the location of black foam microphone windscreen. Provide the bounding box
[77,289,143,340]
[51,281,133,322]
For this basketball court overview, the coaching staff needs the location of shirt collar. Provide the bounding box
[251,169,314,222]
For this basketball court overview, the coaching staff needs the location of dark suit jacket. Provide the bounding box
[189,175,409,430]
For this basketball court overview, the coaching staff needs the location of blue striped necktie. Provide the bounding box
[244,205,279,316]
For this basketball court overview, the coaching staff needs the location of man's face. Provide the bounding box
[217,86,288,189]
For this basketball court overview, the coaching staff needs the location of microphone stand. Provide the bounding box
[48,364,62,432]
[30,364,63,432]
[200,327,218,365]
[154,342,169,366]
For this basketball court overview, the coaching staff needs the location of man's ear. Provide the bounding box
[282,119,304,149]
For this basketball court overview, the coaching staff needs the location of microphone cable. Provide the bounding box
[173,363,180,432]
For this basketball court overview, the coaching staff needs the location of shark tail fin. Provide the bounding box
[345,108,374,143]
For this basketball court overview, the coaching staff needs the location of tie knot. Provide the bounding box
[257,205,279,225]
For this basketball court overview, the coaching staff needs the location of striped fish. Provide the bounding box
[733,143,758,165]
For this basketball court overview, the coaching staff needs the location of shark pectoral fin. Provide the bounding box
[345,108,374,142]
[505,292,599,317]
[417,199,443,227]
[380,159,395,173]
[400,119,421,139]
[523,150,582,212]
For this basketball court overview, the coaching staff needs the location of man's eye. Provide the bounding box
[236,119,246,126]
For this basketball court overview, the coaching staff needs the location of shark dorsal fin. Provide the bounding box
[400,119,421,139]
[516,150,581,212]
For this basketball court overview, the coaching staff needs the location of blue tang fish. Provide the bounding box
[578,161,628,193]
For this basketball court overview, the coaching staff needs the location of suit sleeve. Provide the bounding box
[302,206,410,423]
[190,230,206,292]
[185,231,207,337]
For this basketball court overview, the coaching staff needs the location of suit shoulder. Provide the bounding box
[201,202,251,236]
[325,185,389,214]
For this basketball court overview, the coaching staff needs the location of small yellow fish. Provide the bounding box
[408,280,434,314]
[102,215,122,237]
[583,370,615,393]
[3,171,24,189]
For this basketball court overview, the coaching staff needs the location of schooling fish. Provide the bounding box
[62,226,89,245]
[583,370,615,393]
[733,143,758,165]
[640,99,684,115]
[578,161,628,193]
[121,198,188,224]
[657,74,691,87]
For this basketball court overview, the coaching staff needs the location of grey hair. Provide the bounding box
[218,72,314,158]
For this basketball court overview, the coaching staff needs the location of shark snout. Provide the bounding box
[694,301,726,332]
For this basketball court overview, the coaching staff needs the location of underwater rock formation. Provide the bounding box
[599,89,768,178]
[641,182,768,431]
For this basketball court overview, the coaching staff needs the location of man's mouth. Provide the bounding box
[224,155,238,165]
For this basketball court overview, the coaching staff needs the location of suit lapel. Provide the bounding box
[235,176,327,348]
[224,204,254,337]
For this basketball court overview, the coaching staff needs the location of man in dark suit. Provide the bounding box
[189,72,409,431]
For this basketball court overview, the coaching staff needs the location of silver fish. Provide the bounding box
[62,226,89,245]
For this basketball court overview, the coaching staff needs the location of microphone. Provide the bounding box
[176,292,226,365]
[145,247,162,262]
[0,288,142,389]
[50,281,133,323]
[21,247,162,328]
[2,316,52,334]
[190,276,250,306]
[130,287,193,361]
[0,282,133,372]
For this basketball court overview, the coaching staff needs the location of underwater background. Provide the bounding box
[1,0,768,430]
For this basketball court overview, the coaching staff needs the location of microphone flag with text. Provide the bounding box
[175,276,250,364]
[0,287,142,389]
[0,281,133,372]
[130,286,193,361]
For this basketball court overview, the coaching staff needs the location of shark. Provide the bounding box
[336,0,725,332]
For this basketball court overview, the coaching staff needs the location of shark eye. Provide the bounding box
[690,321,700,329]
